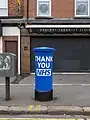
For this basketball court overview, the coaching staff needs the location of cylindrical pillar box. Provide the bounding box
[33,47,55,101]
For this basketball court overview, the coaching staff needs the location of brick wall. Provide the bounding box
[8,0,74,18]
[8,0,18,16]
[52,0,74,18]
[21,36,30,73]
[21,0,27,17]
[21,28,30,73]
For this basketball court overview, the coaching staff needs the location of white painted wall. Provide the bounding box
[0,0,8,8]
[3,27,20,75]
[0,9,8,16]
[3,27,20,36]
[0,0,8,16]
[0,37,3,53]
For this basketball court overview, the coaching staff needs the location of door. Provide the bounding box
[5,41,18,73]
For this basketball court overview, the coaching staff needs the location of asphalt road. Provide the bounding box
[0,74,90,106]
[0,84,89,106]
[19,74,90,85]
[0,74,90,84]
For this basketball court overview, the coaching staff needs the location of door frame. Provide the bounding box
[2,27,20,75]
[3,38,18,73]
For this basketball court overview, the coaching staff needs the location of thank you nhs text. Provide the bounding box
[35,56,53,76]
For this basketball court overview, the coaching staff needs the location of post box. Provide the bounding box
[33,47,55,101]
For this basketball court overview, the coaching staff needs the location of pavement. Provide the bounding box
[0,74,90,115]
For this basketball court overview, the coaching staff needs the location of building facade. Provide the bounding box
[1,0,90,74]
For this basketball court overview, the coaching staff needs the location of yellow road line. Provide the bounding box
[0,118,84,120]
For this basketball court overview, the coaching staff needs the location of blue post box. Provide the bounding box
[33,47,55,101]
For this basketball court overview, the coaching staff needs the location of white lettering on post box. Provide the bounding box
[36,69,51,76]
[35,56,53,62]
[35,56,53,76]
[37,62,50,68]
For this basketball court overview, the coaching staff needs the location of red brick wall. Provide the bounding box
[21,0,27,17]
[8,0,74,18]
[52,0,74,18]
[8,0,18,16]
[29,0,36,17]
[21,0,36,18]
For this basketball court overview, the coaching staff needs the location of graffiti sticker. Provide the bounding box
[0,55,11,70]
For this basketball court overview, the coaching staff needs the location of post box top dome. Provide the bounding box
[33,47,55,52]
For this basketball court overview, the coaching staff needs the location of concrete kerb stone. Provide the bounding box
[0,105,90,115]
[48,106,84,115]
[28,105,48,114]
[0,106,9,114]
[82,107,90,115]
[8,106,28,114]
[8,105,48,114]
